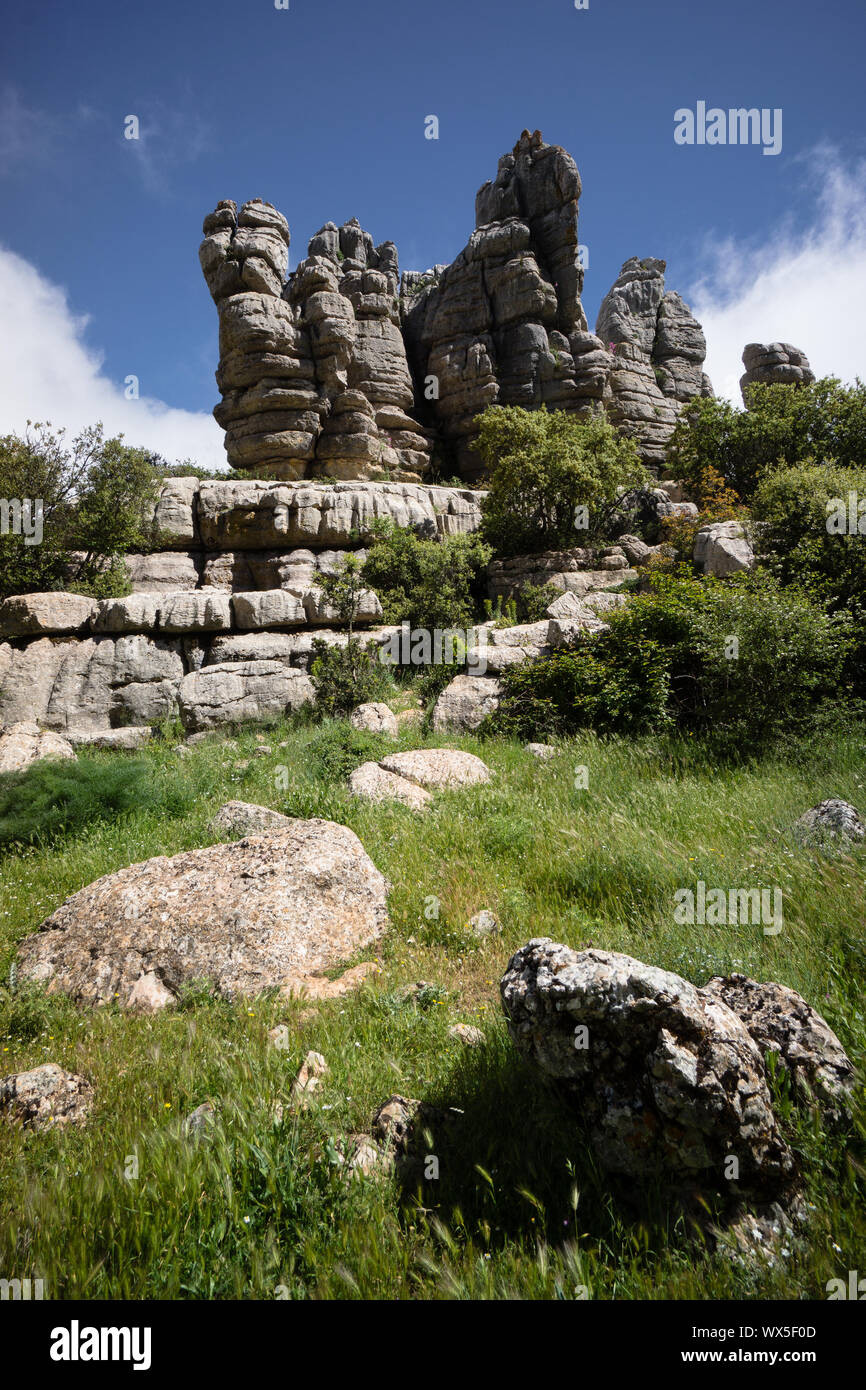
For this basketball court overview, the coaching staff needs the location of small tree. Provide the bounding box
[309,555,389,716]
[0,421,162,598]
[668,377,866,502]
[361,519,491,631]
[473,405,647,556]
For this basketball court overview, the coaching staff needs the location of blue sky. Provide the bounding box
[1,0,865,467]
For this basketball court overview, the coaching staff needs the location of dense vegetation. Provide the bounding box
[0,422,163,598]
[0,717,863,1299]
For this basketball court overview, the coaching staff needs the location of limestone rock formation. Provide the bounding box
[402,130,604,480]
[0,478,479,738]
[200,197,432,480]
[16,820,389,1009]
[202,133,712,481]
[595,257,712,467]
[0,721,77,773]
[693,520,755,577]
[740,343,814,403]
[0,592,96,638]
[501,941,795,1186]
[0,1063,94,1131]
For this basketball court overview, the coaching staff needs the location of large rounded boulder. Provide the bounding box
[17,819,389,1010]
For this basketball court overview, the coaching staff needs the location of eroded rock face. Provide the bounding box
[17,820,390,1009]
[0,592,96,638]
[501,941,794,1187]
[0,721,76,773]
[402,130,602,480]
[595,257,712,468]
[178,660,314,731]
[740,343,814,404]
[202,133,711,481]
[0,1063,94,1131]
[201,197,431,480]
[702,975,855,1119]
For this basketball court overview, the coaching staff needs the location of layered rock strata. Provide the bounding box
[202,132,711,480]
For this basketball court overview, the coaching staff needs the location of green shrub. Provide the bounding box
[668,378,866,502]
[0,758,190,851]
[306,722,391,782]
[0,422,162,598]
[491,570,850,750]
[492,635,671,739]
[309,639,390,719]
[473,405,646,556]
[752,459,866,692]
[362,520,491,631]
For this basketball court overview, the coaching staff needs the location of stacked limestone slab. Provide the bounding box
[0,478,482,738]
[740,342,814,403]
[202,130,712,482]
[595,257,713,469]
[201,200,432,481]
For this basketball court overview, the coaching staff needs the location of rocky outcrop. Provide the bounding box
[0,478,480,737]
[0,721,77,773]
[402,130,604,480]
[595,258,712,468]
[17,820,389,1009]
[202,133,711,481]
[0,1063,94,1131]
[693,520,755,577]
[740,343,815,404]
[501,941,853,1194]
[200,196,432,480]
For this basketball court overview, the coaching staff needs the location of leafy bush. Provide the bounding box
[0,758,191,850]
[491,570,850,750]
[362,520,491,631]
[306,722,391,782]
[752,460,866,690]
[0,422,162,597]
[483,582,561,627]
[659,464,746,564]
[473,405,647,556]
[492,634,671,739]
[309,639,390,718]
[668,378,866,502]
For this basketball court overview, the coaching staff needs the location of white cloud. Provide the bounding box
[687,147,866,403]
[0,245,226,469]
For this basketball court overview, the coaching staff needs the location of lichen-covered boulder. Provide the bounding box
[501,940,794,1186]
[17,820,389,1010]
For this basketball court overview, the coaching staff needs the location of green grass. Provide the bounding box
[0,710,864,1300]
